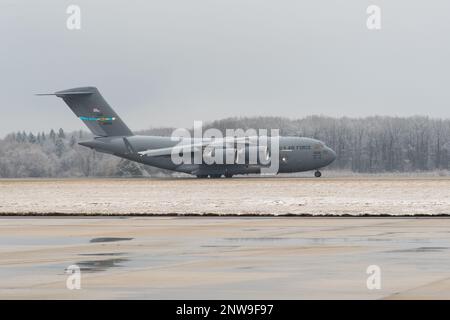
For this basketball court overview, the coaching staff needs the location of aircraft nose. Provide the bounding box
[325,147,336,164]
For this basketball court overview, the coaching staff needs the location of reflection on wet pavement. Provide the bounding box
[79,252,127,256]
[75,258,129,273]
[90,237,133,243]
[388,247,449,253]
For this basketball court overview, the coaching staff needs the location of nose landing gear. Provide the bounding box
[314,170,322,178]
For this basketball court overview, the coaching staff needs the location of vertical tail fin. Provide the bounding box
[40,87,133,137]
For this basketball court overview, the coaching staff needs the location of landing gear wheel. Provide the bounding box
[224,174,233,178]
[209,174,222,179]
[314,171,322,178]
[196,175,208,179]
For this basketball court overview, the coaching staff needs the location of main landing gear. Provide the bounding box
[196,174,231,179]
[314,170,322,178]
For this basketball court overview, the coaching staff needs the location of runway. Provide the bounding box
[1,217,450,299]
[1,176,450,215]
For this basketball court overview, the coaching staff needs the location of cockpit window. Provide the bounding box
[313,142,324,150]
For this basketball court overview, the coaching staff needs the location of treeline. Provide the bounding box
[0,129,161,178]
[1,116,450,177]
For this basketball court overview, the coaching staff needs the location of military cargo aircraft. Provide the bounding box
[40,87,336,178]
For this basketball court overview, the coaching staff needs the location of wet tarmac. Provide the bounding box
[1,217,450,299]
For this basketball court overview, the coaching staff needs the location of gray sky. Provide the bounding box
[1,0,449,137]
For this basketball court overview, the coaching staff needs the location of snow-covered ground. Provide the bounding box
[1,176,449,215]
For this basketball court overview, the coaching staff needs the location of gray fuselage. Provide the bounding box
[79,135,337,176]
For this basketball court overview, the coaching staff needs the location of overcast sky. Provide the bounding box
[0,0,449,137]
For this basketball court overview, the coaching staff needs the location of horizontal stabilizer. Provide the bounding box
[36,91,93,96]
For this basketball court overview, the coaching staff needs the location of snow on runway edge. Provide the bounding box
[0,177,449,216]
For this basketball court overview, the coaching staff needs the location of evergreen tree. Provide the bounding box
[58,128,66,139]
[16,131,25,143]
[49,129,56,143]
[28,132,36,144]
[55,138,65,157]
[69,135,77,147]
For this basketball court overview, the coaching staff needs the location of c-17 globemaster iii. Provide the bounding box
[39,87,336,178]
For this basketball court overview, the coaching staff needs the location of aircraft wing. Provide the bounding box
[138,144,202,157]
[138,136,257,157]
